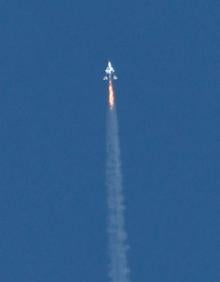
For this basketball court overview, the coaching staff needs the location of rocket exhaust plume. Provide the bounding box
[105,67,131,282]
[108,80,115,110]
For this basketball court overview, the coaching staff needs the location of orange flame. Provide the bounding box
[108,81,115,110]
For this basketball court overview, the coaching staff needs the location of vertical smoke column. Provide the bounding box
[106,81,130,282]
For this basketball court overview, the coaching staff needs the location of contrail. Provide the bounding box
[105,62,130,282]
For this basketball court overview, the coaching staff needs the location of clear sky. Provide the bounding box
[0,1,219,281]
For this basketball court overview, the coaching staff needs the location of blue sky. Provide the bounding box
[0,1,219,281]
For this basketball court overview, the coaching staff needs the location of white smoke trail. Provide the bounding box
[106,106,130,282]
